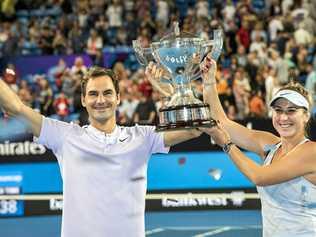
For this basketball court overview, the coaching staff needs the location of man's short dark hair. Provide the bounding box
[81,66,120,96]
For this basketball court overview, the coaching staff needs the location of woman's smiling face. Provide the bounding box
[271,98,309,138]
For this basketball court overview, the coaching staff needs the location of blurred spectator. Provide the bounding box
[90,0,106,16]
[86,29,103,64]
[295,45,309,83]
[124,11,139,45]
[249,32,267,60]
[224,19,238,56]
[95,14,109,41]
[116,27,127,45]
[71,56,87,75]
[113,62,128,81]
[138,77,153,98]
[196,0,209,19]
[49,58,67,80]
[294,22,313,46]
[226,103,237,120]
[305,64,316,109]
[2,25,19,57]
[249,90,267,118]
[118,92,139,125]
[135,0,151,21]
[77,8,89,29]
[37,76,54,116]
[245,51,259,82]
[268,48,289,85]
[18,86,33,108]
[250,22,267,44]
[61,69,79,101]
[216,68,232,104]
[156,0,169,28]
[302,0,316,36]
[236,20,251,51]
[2,67,18,92]
[232,68,251,119]
[265,67,281,115]
[222,0,236,22]
[139,11,156,37]
[0,22,9,44]
[53,92,70,121]
[106,0,123,28]
[1,0,16,21]
[38,25,54,55]
[52,29,68,55]
[281,0,294,15]
[236,44,247,67]
[290,1,308,28]
[133,93,157,125]
[68,21,85,54]
[268,15,284,42]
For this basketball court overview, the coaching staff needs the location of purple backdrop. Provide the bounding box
[12,54,93,76]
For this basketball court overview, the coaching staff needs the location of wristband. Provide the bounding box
[222,142,234,153]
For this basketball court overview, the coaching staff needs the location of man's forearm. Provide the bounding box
[163,129,201,147]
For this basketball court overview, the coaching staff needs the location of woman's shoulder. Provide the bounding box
[298,140,316,158]
[305,140,316,150]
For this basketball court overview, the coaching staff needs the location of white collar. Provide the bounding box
[86,125,120,145]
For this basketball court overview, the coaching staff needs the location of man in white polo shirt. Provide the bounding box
[0,66,201,237]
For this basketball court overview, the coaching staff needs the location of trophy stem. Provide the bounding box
[174,83,192,96]
[168,82,198,106]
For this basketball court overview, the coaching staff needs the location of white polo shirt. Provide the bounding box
[36,117,169,237]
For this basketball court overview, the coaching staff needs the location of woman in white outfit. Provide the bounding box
[201,55,316,237]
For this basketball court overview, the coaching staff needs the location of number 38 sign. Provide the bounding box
[0,172,24,217]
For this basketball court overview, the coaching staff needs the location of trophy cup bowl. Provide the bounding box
[133,23,223,132]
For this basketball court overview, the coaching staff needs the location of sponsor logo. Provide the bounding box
[119,137,128,142]
[162,196,228,207]
[161,192,246,208]
[0,175,23,182]
[2,187,20,194]
[279,92,291,96]
[0,141,46,156]
[49,199,63,211]
[0,186,20,194]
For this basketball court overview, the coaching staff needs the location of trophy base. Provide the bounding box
[156,119,217,132]
[155,103,217,132]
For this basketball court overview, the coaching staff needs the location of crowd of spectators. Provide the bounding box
[0,0,316,127]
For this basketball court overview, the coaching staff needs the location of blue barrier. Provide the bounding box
[0,151,261,193]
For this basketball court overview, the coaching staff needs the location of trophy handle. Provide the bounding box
[150,48,175,85]
[133,39,173,85]
[188,29,223,81]
[202,29,223,61]
[132,40,153,66]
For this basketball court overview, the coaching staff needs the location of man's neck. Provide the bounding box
[90,117,117,134]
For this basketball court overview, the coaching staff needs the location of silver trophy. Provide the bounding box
[133,22,223,131]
